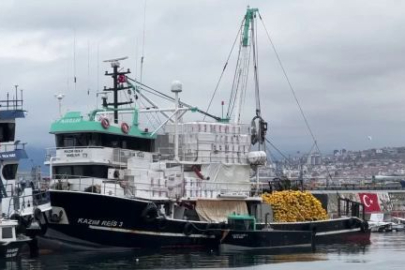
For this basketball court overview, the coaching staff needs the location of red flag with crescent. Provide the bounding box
[359,193,381,212]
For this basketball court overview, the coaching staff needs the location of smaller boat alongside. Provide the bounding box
[218,214,315,252]
[368,213,405,233]
[1,87,51,257]
[0,219,31,259]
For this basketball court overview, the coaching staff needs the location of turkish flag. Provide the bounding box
[359,193,381,212]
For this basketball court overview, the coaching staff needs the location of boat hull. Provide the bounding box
[0,239,30,259]
[40,190,370,250]
[40,190,218,250]
[266,218,371,244]
[219,229,314,252]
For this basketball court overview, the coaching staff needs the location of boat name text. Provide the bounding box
[231,234,248,239]
[77,218,123,227]
[6,248,18,258]
[63,149,84,158]
[60,119,81,124]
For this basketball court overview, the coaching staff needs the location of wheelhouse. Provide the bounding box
[55,132,153,152]
[227,214,256,231]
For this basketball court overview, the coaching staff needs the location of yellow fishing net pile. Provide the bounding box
[262,191,329,222]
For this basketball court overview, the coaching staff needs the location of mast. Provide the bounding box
[103,58,133,124]
[231,7,258,124]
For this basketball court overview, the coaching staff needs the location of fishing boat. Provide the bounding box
[0,219,31,259]
[219,214,315,252]
[38,7,369,250]
[0,88,51,247]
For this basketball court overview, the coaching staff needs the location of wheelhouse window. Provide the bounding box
[55,132,153,152]
[2,164,18,180]
[2,227,13,239]
[0,123,15,142]
[53,165,108,179]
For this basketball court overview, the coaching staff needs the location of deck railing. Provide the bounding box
[6,189,50,217]
[337,197,365,220]
[48,174,252,199]
[263,177,404,192]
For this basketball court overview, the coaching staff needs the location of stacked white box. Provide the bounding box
[165,121,252,164]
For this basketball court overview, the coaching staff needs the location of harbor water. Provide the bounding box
[1,233,404,270]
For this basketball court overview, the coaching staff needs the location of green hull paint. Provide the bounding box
[50,111,155,139]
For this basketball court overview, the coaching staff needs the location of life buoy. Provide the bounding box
[121,122,129,134]
[141,203,159,223]
[101,118,110,129]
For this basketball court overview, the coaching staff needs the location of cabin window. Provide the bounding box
[0,123,15,142]
[53,165,108,179]
[2,164,18,180]
[228,218,255,231]
[2,227,13,239]
[55,132,153,152]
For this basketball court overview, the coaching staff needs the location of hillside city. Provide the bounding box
[261,146,405,188]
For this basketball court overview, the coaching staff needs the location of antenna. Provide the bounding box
[73,29,77,91]
[14,85,18,110]
[103,56,129,63]
[55,93,65,117]
[140,0,148,83]
[103,57,132,123]
[87,40,90,95]
[96,43,100,107]
[135,38,139,80]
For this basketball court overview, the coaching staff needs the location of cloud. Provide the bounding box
[1,0,405,156]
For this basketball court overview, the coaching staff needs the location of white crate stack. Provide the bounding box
[183,177,221,199]
[166,122,251,164]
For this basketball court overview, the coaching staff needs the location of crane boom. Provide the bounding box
[230,7,259,124]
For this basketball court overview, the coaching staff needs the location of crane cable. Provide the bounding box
[226,23,245,119]
[126,77,221,121]
[203,19,244,120]
[265,138,292,166]
[258,12,333,183]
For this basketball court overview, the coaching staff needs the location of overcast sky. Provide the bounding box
[1,0,405,157]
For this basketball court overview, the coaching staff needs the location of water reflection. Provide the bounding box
[3,233,405,270]
[6,248,326,270]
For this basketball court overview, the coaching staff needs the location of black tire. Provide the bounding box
[34,208,42,221]
[141,203,159,223]
[361,221,369,232]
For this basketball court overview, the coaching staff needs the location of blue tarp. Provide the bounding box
[0,149,28,161]
[0,109,25,119]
